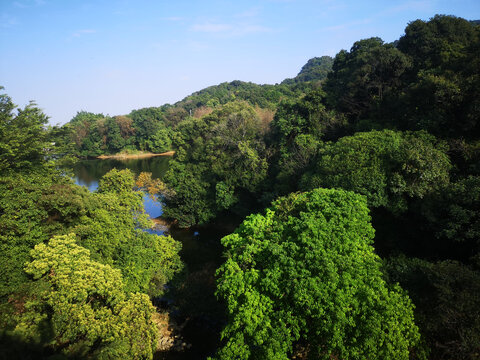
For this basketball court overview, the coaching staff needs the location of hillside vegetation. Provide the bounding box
[1,14,479,360]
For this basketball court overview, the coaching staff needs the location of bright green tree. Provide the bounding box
[78,168,182,296]
[13,234,158,359]
[0,169,90,302]
[0,168,182,310]
[215,188,422,360]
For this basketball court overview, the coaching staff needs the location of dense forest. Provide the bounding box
[1,14,479,360]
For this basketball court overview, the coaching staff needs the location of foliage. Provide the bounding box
[214,188,422,360]
[173,80,306,113]
[398,15,479,76]
[420,176,480,262]
[301,130,451,213]
[324,37,411,122]
[385,256,480,360]
[282,56,334,84]
[395,15,480,139]
[0,167,182,308]
[60,109,172,157]
[98,167,138,194]
[76,168,183,297]
[320,16,480,140]
[12,234,158,359]
[0,169,89,301]
[3,14,480,359]
[0,89,49,172]
[268,89,347,195]
[162,102,269,227]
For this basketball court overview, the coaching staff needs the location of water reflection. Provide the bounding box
[72,157,169,220]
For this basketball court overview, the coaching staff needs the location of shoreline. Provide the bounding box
[97,151,175,160]
[152,216,178,228]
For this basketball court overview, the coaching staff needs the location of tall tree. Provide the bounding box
[324,37,411,123]
[215,188,422,360]
[162,102,268,227]
[0,89,49,172]
[396,15,480,138]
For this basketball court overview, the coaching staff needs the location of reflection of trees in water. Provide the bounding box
[72,157,170,217]
[73,157,171,185]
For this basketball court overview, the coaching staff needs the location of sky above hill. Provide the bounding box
[1,0,479,125]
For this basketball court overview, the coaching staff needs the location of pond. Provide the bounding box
[71,156,237,359]
[73,157,170,220]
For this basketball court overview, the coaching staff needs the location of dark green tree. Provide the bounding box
[385,256,480,360]
[419,176,480,262]
[269,89,347,195]
[301,130,451,213]
[129,107,164,151]
[0,89,49,172]
[395,15,480,138]
[162,102,268,227]
[324,37,411,123]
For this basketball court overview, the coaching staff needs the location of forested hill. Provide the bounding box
[281,55,334,84]
[172,80,302,112]
[147,15,480,359]
[51,55,331,157]
[159,55,334,112]
[174,56,334,111]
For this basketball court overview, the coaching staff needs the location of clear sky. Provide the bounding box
[1,0,479,125]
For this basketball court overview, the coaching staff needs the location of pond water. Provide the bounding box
[71,156,238,359]
[73,157,170,220]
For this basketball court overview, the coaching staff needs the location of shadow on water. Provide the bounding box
[155,215,242,360]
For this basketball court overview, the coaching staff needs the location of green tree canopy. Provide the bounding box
[215,188,421,360]
[0,168,182,308]
[324,37,411,122]
[0,89,49,172]
[162,102,269,227]
[13,234,158,359]
[268,89,347,195]
[395,15,480,139]
[301,130,451,213]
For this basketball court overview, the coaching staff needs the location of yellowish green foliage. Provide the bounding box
[14,234,158,359]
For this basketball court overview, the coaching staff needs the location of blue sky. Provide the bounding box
[1,0,479,125]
